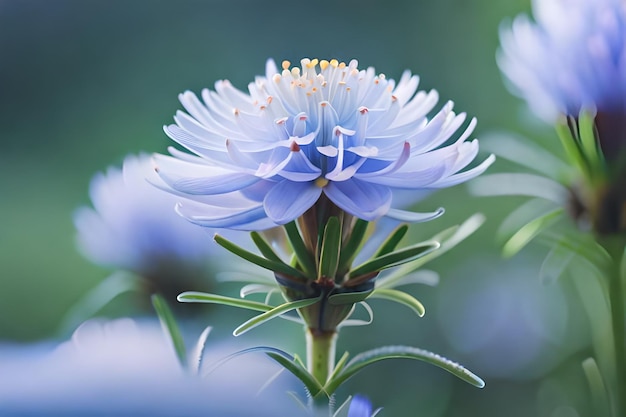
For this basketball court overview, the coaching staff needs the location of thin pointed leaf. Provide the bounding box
[540,243,575,285]
[377,214,484,288]
[468,173,570,204]
[556,118,588,176]
[328,290,373,305]
[201,345,323,395]
[582,357,611,417]
[256,367,286,395]
[502,208,564,258]
[58,271,141,335]
[338,218,370,274]
[284,221,317,278]
[496,198,559,242]
[319,216,342,279]
[482,132,571,179]
[151,294,187,369]
[349,241,439,279]
[369,288,425,317]
[578,109,605,178]
[265,351,324,397]
[377,270,439,289]
[189,326,212,375]
[178,291,273,312]
[338,302,374,328]
[250,231,284,263]
[333,395,353,417]
[216,271,275,284]
[329,351,351,383]
[325,345,485,395]
[539,231,611,274]
[287,391,310,412]
[374,224,409,258]
[233,295,322,336]
[240,283,279,298]
[215,234,306,280]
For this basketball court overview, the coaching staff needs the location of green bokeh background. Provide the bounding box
[1,0,595,415]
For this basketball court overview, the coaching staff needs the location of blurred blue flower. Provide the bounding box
[74,154,215,275]
[498,0,626,121]
[348,395,374,417]
[0,319,301,417]
[154,58,494,229]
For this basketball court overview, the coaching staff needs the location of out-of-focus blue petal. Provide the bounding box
[347,395,373,417]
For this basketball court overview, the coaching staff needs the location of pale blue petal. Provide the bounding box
[176,202,275,230]
[385,207,445,223]
[263,180,322,224]
[160,171,260,195]
[348,395,373,417]
[430,154,496,188]
[324,179,392,220]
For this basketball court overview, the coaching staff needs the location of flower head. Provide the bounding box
[74,154,219,297]
[498,0,626,234]
[154,58,494,229]
[0,319,301,416]
[498,0,626,121]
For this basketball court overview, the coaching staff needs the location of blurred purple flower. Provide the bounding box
[348,395,374,417]
[154,58,494,229]
[0,319,301,417]
[74,154,216,275]
[498,0,626,121]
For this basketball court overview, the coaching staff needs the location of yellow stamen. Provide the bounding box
[330,59,339,68]
[282,60,291,70]
[320,60,330,70]
[315,177,329,188]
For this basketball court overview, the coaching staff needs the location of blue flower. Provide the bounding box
[0,319,302,417]
[154,58,494,229]
[498,0,626,121]
[348,395,374,417]
[74,154,216,275]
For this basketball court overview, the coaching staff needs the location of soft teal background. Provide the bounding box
[1,1,594,416]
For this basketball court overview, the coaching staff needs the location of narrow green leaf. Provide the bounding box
[581,357,611,417]
[369,288,425,317]
[332,395,353,417]
[283,221,317,278]
[502,208,564,258]
[250,231,284,263]
[178,291,272,312]
[468,173,570,204]
[240,284,278,298]
[377,214,484,289]
[539,231,611,274]
[151,294,187,369]
[266,351,324,397]
[377,270,439,289]
[233,296,322,336]
[374,224,409,258]
[337,219,370,274]
[328,351,351,383]
[319,216,342,279]
[58,271,141,335]
[328,290,373,305]
[556,117,588,176]
[339,302,374,328]
[578,110,603,171]
[189,326,212,375]
[482,132,572,179]
[349,241,439,279]
[214,234,306,280]
[540,243,575,285]
[496,198,559,242]
[325,345,485,395]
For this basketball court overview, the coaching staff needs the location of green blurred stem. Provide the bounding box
[306,328,337,412]
[603,238,626,417]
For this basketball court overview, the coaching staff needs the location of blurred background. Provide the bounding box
[0,0,595,416]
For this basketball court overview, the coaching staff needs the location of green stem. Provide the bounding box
[306,328,337,413]
[603,238,626,417]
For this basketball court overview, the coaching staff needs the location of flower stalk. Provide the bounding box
[306,328,337,407]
